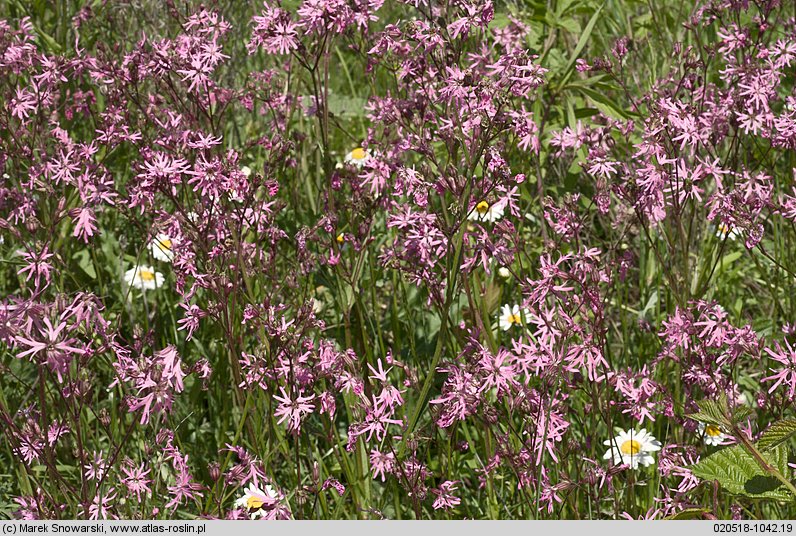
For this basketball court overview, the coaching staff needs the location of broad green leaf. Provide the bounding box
[665,508,711,520]
[715,251,742,278]
[734,405,755,423]
[719,251,742,268]
[556,18,581,34]
[327,94,368,119]
[688,397,732,429]
[341,283,355,312]
[640,291,658,319]
[33,29,61,54]
[690,444,792,501]
[72,249,97,279]
[488,12,510,30]
[759,419,796,452]
[568,159,584,174]
[689,394,752,428]
[554,0,579,17]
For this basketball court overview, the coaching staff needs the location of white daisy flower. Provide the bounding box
[603,428,662,469]
[148,234,175,263]
[716,221,742,240]
[313,286,331,315]
[235,483,277,520]
[312,298,324,315]
[468,200,504,223]
[497,266,511,280]
[698,422,728,446]
[499,304,527,331]
[344,147,371,168]
[124,265,164,290]
[228,166,252,203]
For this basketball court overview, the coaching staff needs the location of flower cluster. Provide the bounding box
[2,0,796,522]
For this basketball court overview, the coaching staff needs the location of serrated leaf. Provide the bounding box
[759,419,796,452]
[689,394,752,428]
[734,405,754,423]
[688,397,732,429]
[690,444,792,501]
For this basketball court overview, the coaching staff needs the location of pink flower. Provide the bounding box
[113,346,187,424]
[16,245,55,290]
[87,488,117,520]
[121,461,153,502]
[15,315,84,363]
[249,4,299,55]
[165,469,204,510]
[10,87,37,120]
[71,207,97,242]
[369,449,394,482]
[432,481,461,510]
[273,387,315,433]
[763,339,796,400]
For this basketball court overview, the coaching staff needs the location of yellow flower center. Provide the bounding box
[158,239,173,250]
[336,233,345,244]
[476,201,490,214]
[718,223,730,234]
[351,147,366,160]
[705,425,722,437]
[508,314,522,325]
[139,270,156,282]
[246,496,265,510]
[620,439,641,455]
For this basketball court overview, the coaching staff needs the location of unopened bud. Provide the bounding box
[312,461,320,483]
[208,462,220,482]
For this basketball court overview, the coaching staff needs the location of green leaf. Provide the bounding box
[665,508,710,520]
[690,444,792,501]
[719,251,742,269]
[714,251,743,279]
[688,394,752,428]
[327,94,368,119]
[558,4,604,87]
[72,250,97,279]
[568,84,632,120]
[35,31,62,53]
[734,405,755,423]
[759,419,796,452]
[688,396,732,429]
[640,291,658,319]
[556,18,581,34]
[488,12,510,30]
